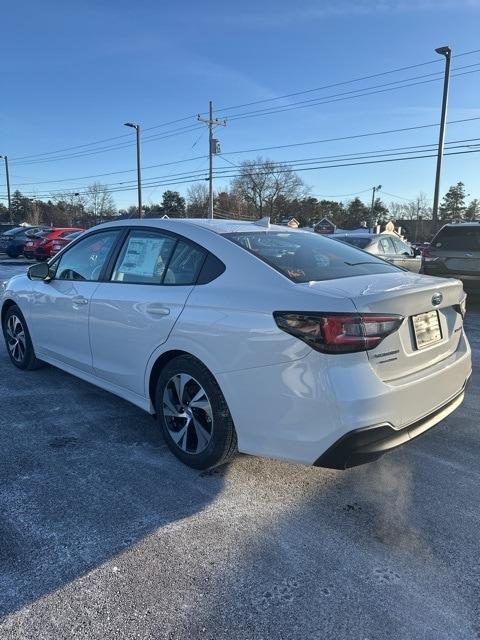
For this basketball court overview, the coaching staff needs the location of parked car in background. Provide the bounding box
[29,227,84,261]
[1,219,470,471]
[23,229,52,259]
[328,233,421,272]
[49,230,84,257]
[0,226,48,258]
[422,223,480,294]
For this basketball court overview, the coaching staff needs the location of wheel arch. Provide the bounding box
[1,299,19,325]
[148,349,192,410]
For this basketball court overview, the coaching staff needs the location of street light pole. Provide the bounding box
[0,155,12,223]
[370,184,382,231]
[432,46,452,229]
[124,122,142,218]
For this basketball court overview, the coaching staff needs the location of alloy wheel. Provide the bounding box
[162,373,214,454]
[6,314,26,363]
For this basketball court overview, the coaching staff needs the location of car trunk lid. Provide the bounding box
[297,272,465,381]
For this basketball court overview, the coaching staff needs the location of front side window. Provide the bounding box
[224,230,399,283]
[55,230,120,281]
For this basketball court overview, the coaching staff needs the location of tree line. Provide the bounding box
[1,158,478,231]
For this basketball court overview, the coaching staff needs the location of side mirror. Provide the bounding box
[28,262,52,281]
[402,251,411,257]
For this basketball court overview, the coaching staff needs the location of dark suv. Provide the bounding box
[0,226,48,258]
[421,223,480,293]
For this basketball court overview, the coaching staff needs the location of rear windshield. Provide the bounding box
[434,226,480,251]
[335,236,371,249]
[223,230,399,283]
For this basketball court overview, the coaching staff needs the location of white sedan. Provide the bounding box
[1,219,471,469]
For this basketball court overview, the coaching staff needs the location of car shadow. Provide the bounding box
[0,345,224,619]
[165,308,480,639]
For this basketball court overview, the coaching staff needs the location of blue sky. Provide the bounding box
[1,0,480,209]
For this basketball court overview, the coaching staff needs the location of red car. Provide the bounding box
[24,228,84,260]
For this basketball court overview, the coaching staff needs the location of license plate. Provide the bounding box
[412,310,442,349]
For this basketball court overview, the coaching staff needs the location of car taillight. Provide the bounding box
[421,248,438,262]
[273,312,404,354]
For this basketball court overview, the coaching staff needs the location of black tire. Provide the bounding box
[155,355,237,470]
[6,249,21,258]
[2,305,46,370]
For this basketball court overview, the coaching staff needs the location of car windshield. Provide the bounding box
[335,236,371,249]
[3,227,25,236]
[223,230,399,283]
[434,226,480,251]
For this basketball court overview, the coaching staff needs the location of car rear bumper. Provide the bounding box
[218,332,471,467]
[314,378,469,469]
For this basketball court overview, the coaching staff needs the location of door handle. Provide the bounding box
[146,305,170,316]
[72,295,89,306]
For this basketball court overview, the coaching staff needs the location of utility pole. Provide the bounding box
[432,46,452,229]
[370,185,382,231]
[198,101,226,219]
[0,155,12,223]
[124,122,143,218]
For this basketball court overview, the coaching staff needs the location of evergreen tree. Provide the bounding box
[439,182,467,220]
[465,198,480,221]
[161,190,186,217]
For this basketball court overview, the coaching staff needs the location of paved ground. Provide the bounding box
[0,262,479,640]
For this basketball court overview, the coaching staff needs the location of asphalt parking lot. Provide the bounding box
[0,259,479,640]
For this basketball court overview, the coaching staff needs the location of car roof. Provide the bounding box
[91,218,309,235]
[440,222,480,228]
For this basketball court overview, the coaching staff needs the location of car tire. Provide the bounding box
[6,249,21,258]
[155,355,237,470]
[2,305,46,370]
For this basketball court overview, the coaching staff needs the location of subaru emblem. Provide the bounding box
[432,292,443,306]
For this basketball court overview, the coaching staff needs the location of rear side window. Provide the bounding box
[391,237,411,255]
[164,241,205,285]
[434,227,480,251]
[223,231,399,283]
[339,236,371,249]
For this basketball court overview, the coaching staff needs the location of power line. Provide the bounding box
[4,147,479,201]
[222,66,480,122]
[12,117,480,189]
[10,115,198,162]
[10,125,204,166]
[9,136,480,195]
[221,116,480,155]
[214,47,480,114]
[9,48,480,165]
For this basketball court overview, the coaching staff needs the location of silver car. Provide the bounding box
[329,233,421,272]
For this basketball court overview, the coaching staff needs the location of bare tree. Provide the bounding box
[85,183,116,222]
[231,157,306,220]
[50,190,87,226]
[186,183,209,217]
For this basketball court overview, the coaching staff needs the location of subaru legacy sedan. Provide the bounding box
[1,219,471,470]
